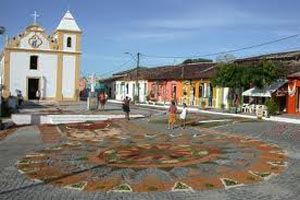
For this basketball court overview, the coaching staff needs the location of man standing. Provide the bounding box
[122,96,131,120]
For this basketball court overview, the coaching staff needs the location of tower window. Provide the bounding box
[67,37,72,48]
[30,56,38,70]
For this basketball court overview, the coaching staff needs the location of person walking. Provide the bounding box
[168,101,177,129]
[180,103,188,129]
[98,92,106,111]
[233,94,240,114]
[122,96,131,120]
[16,90,24,106]
[36,89,41,103]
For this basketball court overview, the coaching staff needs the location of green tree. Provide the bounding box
[211,60,283,89]
[182,58,213,64]
[215,53,236,63]
[211,60,283,108]
[250,60,284,89]
[211,63,245,89]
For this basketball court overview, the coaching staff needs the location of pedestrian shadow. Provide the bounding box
[0,164,106,195]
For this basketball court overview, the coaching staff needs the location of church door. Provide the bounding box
[28,78,39,100]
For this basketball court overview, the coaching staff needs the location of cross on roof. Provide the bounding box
[31,11,40,24]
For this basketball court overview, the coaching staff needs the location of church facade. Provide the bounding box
[0,10,81,101]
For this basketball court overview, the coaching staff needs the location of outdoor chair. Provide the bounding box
[249,104,256,114]
[241,104,249,113]
[255,105,263,115]
[262,105,268,117]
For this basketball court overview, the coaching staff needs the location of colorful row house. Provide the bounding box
[287,72,300,114]
[148,63,216,106]
[105,50,300,112]
[112,62,221,107]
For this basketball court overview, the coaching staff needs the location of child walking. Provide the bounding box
[180,103,188,129]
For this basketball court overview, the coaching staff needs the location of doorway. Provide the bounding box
[172,85,177,100]
[28,78,39,99]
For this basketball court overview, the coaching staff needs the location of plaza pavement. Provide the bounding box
[0,101,300,199]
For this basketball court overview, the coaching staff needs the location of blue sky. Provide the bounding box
[1,0,300,77]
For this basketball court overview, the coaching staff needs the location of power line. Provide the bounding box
[99,59,135,77]
[141,33,300,59]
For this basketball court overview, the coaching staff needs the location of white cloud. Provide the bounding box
[136,5,297,30]
[97,2,300,44]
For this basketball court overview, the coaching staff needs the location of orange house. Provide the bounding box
[286,72,300,114]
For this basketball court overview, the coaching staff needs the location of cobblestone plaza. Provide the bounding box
[1,103,300,199]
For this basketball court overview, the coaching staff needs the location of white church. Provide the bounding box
[0,10,82,101]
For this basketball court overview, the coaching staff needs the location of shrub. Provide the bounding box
[221,103,225,110]
[1,100,12,117]
[146,95,150,101]
[264,99,279,116]
[201,100,206,108]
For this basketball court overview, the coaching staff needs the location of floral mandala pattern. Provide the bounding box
[16,120,288,192]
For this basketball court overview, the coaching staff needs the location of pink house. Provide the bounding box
[147,65,182,104]
[148,80,180,104]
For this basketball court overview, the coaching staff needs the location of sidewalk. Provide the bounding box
[108,99,300,125]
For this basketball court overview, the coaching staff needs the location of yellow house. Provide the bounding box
[177,63,217,107]
[178,80,216,107]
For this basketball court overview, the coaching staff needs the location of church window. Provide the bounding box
[67,37,72,48]
[30,56,38,70]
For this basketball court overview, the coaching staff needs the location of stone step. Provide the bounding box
[12,114,144,125]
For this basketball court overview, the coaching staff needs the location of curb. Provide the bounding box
[108,101,300,125]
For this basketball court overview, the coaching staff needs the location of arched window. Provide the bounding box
[67,37,72,48]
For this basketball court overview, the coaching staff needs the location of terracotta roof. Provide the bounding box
[146,65,181,80]
[112,67,148,77]
[101,76,122,82]
[110,62,217,81]
[108,50,300,82]
[235,50,300,62]
[234,51,300,76]
[147,63,216,80]
[181,63,216,79]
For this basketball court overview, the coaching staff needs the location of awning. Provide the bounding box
[242,81,288,97]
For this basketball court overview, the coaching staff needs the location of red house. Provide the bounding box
[286,72,300,114]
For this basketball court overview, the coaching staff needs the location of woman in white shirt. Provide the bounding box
[180,103,188,129]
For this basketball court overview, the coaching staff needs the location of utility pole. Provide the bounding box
[124,51,141,103]
[136,52,140,103]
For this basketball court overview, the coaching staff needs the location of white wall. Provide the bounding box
[223,87,229,108]
[115,81,126,101]
[9,52,57,98]
[20,32,50,50]
[115,80,148,102]
[138,80,148,102]
[62,55,76,98]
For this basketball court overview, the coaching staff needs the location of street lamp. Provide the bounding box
[124,52,140,102]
